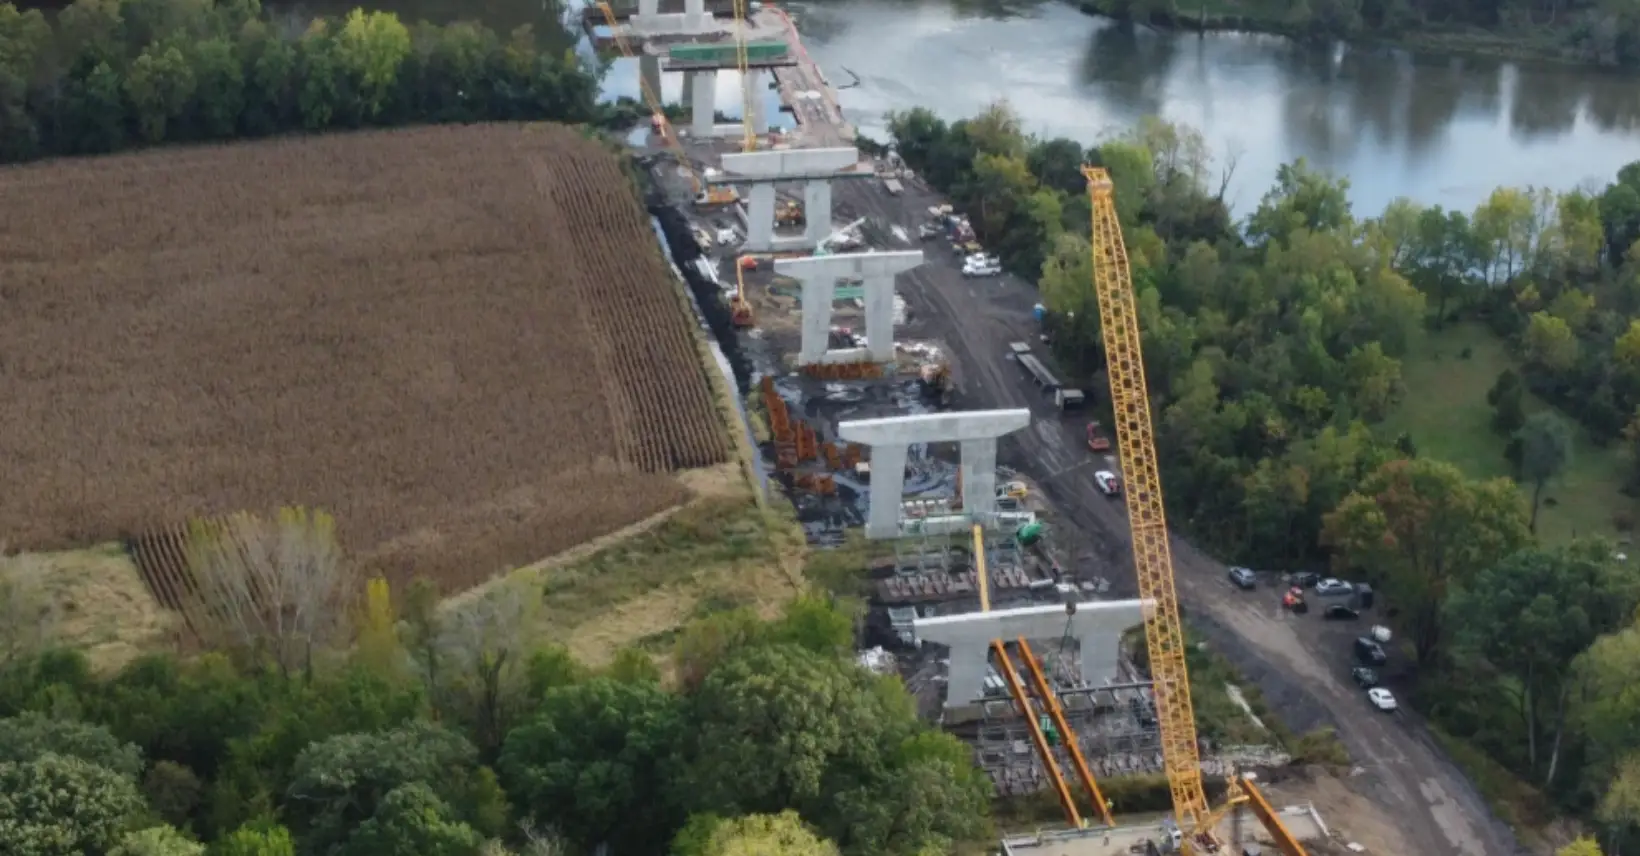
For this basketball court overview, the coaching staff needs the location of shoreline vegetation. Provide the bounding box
[1068,0,1640,68]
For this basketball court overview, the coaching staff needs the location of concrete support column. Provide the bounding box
[959,439,999,522]
[688,70,717,137]
[639,53,662,105]
[745,184,776,250]
[803,179,832,246]
[864,444,908,540]
[684,0,708,27]
[862,275,895,363]
[747,69,768,134]
[681,70,694,108]
[798,272,835,366]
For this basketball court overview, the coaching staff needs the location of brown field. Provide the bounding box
[0,123,731,595]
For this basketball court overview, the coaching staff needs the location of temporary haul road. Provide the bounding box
[824,177,1527,856]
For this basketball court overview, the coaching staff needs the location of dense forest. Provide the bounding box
[888,103,1640,848]
[1082,0,1640,68]
[0,0,620,163]
[0,580,991,856]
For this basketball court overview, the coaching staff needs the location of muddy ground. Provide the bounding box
[812,176,1529,856]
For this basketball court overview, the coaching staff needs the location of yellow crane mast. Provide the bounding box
[1081,166,1308,855]
[1080,164,1211,831]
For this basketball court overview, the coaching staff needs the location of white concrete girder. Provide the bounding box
[913,601,1149,707]
[774,251,923,366]
[840,409,1029,539]
[720,146,859,178]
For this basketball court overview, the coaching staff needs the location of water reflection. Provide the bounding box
[792,0,1640,212]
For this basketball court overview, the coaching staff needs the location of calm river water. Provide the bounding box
[269,0,1640,213]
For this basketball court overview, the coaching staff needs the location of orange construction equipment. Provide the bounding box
[1016,638,1114,828]
[992,639,1082,829]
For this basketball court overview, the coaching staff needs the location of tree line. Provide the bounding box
[0,0,614,164]
[0,551,989,856]
[888,103,1640,848]
[1085,0,1640,69]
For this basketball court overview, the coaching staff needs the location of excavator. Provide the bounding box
[987,171,1309,856]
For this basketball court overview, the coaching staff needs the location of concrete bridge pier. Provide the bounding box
[839,410,1030,539]
[773,251,923,366]
[718,147,861,252]
[913,601,1149,707]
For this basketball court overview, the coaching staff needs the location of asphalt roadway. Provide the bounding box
[830,178,1528,856]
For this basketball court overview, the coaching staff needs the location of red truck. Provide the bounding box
[1086,421,1112,453]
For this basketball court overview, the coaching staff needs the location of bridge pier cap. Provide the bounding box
[720,146,860,177]
[839,410,1031,446]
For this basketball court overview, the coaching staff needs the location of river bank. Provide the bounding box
[1067,0,1617,67]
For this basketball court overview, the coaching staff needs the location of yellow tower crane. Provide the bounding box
[1080,166,1309,856]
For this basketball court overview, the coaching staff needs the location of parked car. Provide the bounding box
[1351,667,1380,688]
[962,258,1001,277]
[1094,470,1122,497]
[1355,637,1388,666]
[1228,566,1257,590]
[1289,571,1320,588]
[1316,578,1354,597]
[1367,687,1398,712]
[1323,604,1360,621]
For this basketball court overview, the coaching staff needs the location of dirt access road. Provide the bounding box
[833,179,1527,856]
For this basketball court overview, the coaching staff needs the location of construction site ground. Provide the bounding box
[627,13,1522,853]
[809,176,1525,856]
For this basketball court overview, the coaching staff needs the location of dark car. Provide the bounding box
[1324,604,1360,621]
[1355,637,1388,666]
[1290,571,1320,588]
[1351,667,1380,688]
[1228,566,1257,590]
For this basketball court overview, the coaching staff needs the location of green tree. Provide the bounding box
[0,712,143,777]
[1524,311,1579,373]
[686,811,840,856]
[0,753,146,856]
[284,721,480,853]
[126,43,197,143]
[334,9,410,118]
[1557,838,1605,856]
[1517,411,1574,533]
[208,822,296,856]
[340,783,482,856]
[111,825,206,856]
[1323,458,1531,665]
[1247,158,1351,244]
[1448,541,1639,783]
[1489,370,1527,435]
[190,37,245,139]
[498,677,683,852]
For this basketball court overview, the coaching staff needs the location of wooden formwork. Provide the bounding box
[800,361,884,381]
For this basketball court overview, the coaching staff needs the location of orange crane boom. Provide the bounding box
[1015,638,1113,827]
[992,639,1081,829]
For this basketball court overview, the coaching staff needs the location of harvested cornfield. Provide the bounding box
[0,123,730,595]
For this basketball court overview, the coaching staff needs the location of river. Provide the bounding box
[270,0,1640,213]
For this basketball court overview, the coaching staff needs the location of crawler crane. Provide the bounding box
[1080,166,1309,856]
